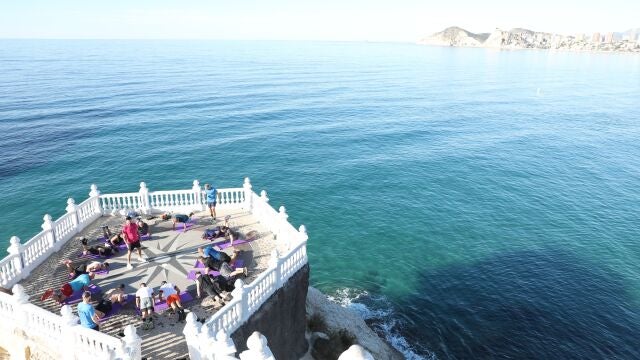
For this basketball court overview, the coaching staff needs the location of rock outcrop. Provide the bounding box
[419,26,489,47]
[305,287,403,360]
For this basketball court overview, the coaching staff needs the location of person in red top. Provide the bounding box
[122,216,145,269]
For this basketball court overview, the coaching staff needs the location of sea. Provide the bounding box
[1,40,639,359]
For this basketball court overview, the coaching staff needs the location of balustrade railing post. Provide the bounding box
[66,198,80,233]
[269,249,282,288]
[239,332,275,360]
[42,214,57,250]
[299,224,308,244]
[258,190,269,222]
[139,182,150,214]
[60,304,79,360]
[192,180,203,211]
[232,279,248,322]
[338,345,375,360]
[212,329,238,359]
[183,312,203,360]
[198,325,216,359]
[7,236,24,277]
[277,206,289,245]
[89,184,102,215]
[243,178,253,211]
[122,324,142,360]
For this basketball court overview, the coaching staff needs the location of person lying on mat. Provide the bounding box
[81,237,117,257]
[103,284,127,304]
[108,232,124,247]
[137,218,151,237]
[197,254,247,281]
[194,272,231,307]
[170,212,195,231]
[63,259,109,279]
[198,245,233,263]
[41,273,92,303]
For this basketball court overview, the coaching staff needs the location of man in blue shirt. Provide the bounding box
[77,291,100,331]
[204,183,217,220]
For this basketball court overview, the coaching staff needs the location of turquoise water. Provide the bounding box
[1,40,640,359]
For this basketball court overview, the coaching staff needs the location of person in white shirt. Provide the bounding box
[135,283,155,330]
[157,281,176,302]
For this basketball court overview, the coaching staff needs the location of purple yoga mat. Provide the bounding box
[176,218,197,232]
[99,301,124,321]
[194,258,244,269]
[187,269,219,280]
[153,292,194,312]
[216,238,250,249]
[67,268,109,280]
[62,284,101,305]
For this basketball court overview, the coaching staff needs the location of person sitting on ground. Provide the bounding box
[63,259,109,279]
[157,282,186,322]
[135,283,156,330]
[194,272,231,307]
[81,237,116,257]
[122,216,145,269]
[41,273,92,303]
[77,291,101,331]
[103,283,127,304]
[137,218,151,237]
[197,254,247,281]
[169,212,195,231]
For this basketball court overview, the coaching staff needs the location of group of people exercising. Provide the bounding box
[39,201,249,332]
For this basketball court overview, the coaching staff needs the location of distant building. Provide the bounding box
[604,32,614,43]
[592,32,601,43]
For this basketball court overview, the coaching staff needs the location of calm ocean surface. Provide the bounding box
[1,40,640,359]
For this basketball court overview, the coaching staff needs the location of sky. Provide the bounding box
[0,0,638,41]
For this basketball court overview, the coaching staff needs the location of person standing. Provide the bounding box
[135,283,155,330]
[122,216,145,269]
[204,183,217,220]
[77,291,101,331]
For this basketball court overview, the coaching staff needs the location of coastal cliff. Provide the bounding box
[419,26,640,52]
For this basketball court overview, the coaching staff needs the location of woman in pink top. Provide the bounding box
[122,216,145,269]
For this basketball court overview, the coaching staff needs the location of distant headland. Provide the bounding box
[419,26,640,53]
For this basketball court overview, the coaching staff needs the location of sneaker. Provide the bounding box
[126,264,133,270]
[139,257,147,263]
[148,320,155,329]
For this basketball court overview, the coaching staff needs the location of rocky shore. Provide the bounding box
[419,26,640,53]
[302,287,404,360]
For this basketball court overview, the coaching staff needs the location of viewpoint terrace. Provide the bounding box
[0,178,309,359]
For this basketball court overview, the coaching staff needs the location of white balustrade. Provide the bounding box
[76,197,102,227]
[99,192,141,214]
[54,211,77,244]
[217,188,246,209]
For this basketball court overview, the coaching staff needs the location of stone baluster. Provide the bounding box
[338,345,375,360]
[7,236,24,278]
[42,214,56,249]
[192,180,203,211]
[89,184,102,215]
[139,182,150,214]
[232,279,247,322]
[212,329,238,359]
[121,324,142,360]
[183,312,203,360]
[66,198,80,232]
[243,178,253,211]
[239,332,275,360]
[60,304,80,360]
[278,206,289,245]
[12,283,29,304]
[269,249,282,288]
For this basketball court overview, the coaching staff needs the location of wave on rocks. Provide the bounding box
[328,288,435,360]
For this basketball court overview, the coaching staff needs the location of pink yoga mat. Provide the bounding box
[153,292,194,312]
[62,284,101,305]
